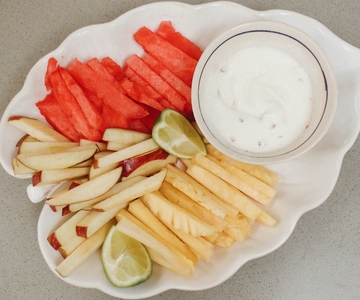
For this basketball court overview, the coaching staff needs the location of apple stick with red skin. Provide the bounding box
[88,151,118,180]
[122,155,177,180]
[93,138,159,169]
[47,210,90,250]
[58,234,86,258]
[76,202,128,238]
[32,167,90,186]
[56,219,116,278]
[120,148,169,177]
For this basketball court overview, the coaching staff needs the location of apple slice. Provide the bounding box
[32,167,90,186]
[76,202,128,238]
[19,141,79,154]
[55,219,115,277]
[88,151,118,180]
[92,169,166,212]
[8,116,70,142]
[106,141,131,151]
[68,176,145,213]
[16,134,39,147]
[58,234,86,258]
[45,167,122,206]
[12,158,36,175]
[94,138,159,168]
[47,210,90,250]
[102,127,150,144]
[79,139,107,151]
[122,154,177,179]
[16,144,98,171]
[120,148,169,177]
[73,157,94,168]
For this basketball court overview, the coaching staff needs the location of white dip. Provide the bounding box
[202,45,313,153]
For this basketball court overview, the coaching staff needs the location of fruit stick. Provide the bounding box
[137,105,161,131]
[119,77,164,111]
[165,164,227,219]
[94,138,159,169]
[12,157,36,175]
[156,21,203,60]
[91,57,164,112]
[82,89,103,111]
[32,167,90,186]
[159,181,227,233]
[125,54,190,114]
[44,57,58,90]
[76,202,127,238]
[47,210,91,250]
[8,115,71,142]
[167,226,214,262]
[102,127,151,144]
[120,148,168,177]
[100,56,125,81]
[18,141,79,154]
[67,176,145,213]
[67,58,149,121]
[86,57,123,89]
[58,68,103,130]
[49,69,102,141]
[127,199,198,264]
[203,154,276,206]
[58,234,86,258]
[141,191,215,237]
[134,26,197,86]
[124,65,175,110]
[116,209,195,277]
[206,144,279,186]
[44,167,122,206]
[127,118,150,134]
[55,219,115,277]
[16,145,98,171]
[35,94,80,142]
[92,169,166,211]
[100,103,129,130]
[142,54,191,104]
[186,162,263,221]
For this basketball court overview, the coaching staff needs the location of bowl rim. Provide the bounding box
[192,20,338,165]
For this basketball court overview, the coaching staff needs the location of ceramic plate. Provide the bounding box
[1,1,360,299]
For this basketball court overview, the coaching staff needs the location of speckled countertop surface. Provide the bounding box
[1,1,359,299]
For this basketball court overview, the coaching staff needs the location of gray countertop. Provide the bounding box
[1,1,359,299]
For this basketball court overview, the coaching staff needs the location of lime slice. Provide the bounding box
[101,225,152,288]
[152,108,207,159]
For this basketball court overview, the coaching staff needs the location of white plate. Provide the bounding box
[1,1,360,299]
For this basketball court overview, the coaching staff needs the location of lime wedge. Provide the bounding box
[152,109,207,159]
[101,225,152,288]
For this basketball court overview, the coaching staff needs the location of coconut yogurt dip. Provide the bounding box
[201,45,314,154]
